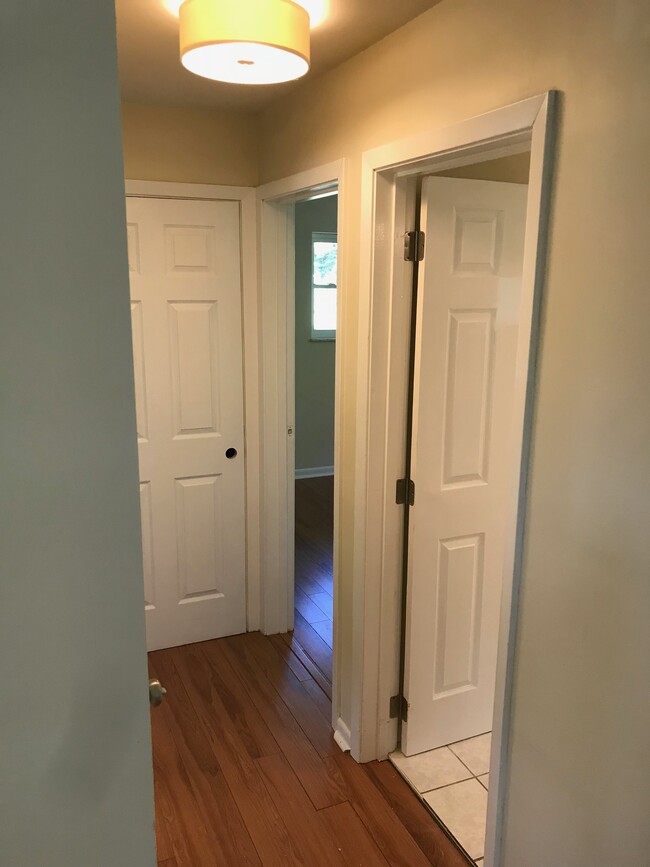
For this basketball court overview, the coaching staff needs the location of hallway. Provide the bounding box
[148,633,468,866]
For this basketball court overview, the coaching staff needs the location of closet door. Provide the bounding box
[127,196,246,651]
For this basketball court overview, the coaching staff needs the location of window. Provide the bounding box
[311,231,337,340]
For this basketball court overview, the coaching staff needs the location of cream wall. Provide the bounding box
[121,101,258,185]
[258,1,650,864]
[434,151,530,184]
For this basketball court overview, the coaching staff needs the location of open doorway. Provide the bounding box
[256,161,345,740]
[291,195,338,688]
[388,153,533,864]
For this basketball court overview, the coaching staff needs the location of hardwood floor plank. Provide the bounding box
[149,686,228,867]
[231,631,338,758]
[149,634,469,867]
[151,739,189,866]
[280,630,333,698]
[310,590,334,618]
[327,752,433,867]
[302,676,333,723]
[364,761,470,867]
[171,644,305,867]
[292,609,333,681]
[215,636,347,809]
[295,585,331,624]
[165,640,278,761]
[294,476,335,683]
[319,801,391,866]
[295,573,332,598]
[311,617,334,648]
[255,754,343,867]
[150,651,262,867]
[267,632,312,682]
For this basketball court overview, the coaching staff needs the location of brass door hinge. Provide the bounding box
[389,693,409,722]
[403,230,425,262]
[395,478,415,506]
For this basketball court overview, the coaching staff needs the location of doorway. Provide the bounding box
[257,159,345,739]
[349,94,555,867]
[389,154,532,864]
[290,195,338,689]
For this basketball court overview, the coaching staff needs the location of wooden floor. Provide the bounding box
[148,475,468,865]
[149,634,469,866]
[288,476,335,694]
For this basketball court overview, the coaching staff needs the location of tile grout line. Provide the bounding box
[388,756,475,866]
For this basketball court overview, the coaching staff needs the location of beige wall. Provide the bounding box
[121,101,258,186]
[258,1,650,864]
[434,151,531,184]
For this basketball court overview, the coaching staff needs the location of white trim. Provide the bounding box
[124,179,262,632]
[125,179,254,202]
[256,161,341,204]
[295,466,334,480]
[352,94,556,867]
[333,718,352,754]
[310,231,338,341]
[257,160,346,739]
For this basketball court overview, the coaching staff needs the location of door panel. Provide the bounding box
[126,196,247,651]
[403,177,528,755]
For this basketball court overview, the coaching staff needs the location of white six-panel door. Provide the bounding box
[126,196,247,651]
[402,177,528,755]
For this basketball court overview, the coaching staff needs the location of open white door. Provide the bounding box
[403,176,528,755]
[126,196,247,651]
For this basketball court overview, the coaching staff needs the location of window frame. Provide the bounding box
[310,231,338,341]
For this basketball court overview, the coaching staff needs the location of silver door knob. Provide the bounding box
[149,678,167,708]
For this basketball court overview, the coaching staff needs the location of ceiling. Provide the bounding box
[115,0,441,111]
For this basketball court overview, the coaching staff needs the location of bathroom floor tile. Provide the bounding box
[424,778,488,861]
[477,773,489,790]
[449,732,492,776]
[390,747,472,793]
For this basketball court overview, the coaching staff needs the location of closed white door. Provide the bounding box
[402,177,528,755]
[126,196,247,651]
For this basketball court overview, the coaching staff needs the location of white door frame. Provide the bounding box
[256,160,346,738]
[352,94,556,866]
[124,180,262,631]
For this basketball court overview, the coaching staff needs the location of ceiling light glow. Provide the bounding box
[179,0,311,85]
[163,0,183,16]
[293,0,328,27]
[166,0,327,30]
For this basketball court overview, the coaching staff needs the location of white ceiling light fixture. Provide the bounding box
[178,0,311,85]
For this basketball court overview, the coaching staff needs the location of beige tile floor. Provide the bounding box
[390,732,491,863]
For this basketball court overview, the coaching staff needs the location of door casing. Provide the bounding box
[256,161,347,746]
[353,93,556,867]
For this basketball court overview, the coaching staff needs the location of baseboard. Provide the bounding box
[333,717,352,754]
[295,465,334,480]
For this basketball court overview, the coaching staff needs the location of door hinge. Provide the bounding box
[390,693,409,722]
[403,230,425,262]
[395,478,415,506]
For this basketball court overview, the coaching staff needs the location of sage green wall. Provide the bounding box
[294,196,338,473]
[1,1,155,864]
